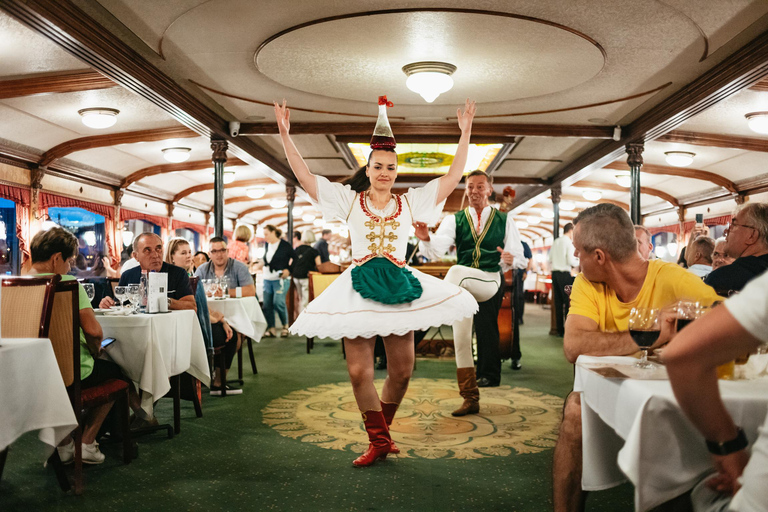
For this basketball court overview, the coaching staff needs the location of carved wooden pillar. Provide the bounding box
[626,142,644,225]
[167,202,175,234]
[551,185,561,239]
[114,189,124,258]
[204,211,211,247]
[30,166,46,233]
[211,139,228,238]
[735,195,747,206]
[286,185,296,243]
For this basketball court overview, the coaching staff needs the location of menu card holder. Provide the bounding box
[147,273,168,314]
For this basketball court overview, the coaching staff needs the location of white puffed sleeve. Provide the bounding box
[403,177,446,226]
[312,175,357,222]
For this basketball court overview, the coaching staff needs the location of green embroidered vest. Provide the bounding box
[454,207,507,272]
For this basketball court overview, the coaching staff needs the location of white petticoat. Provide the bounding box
[289,265,479,339]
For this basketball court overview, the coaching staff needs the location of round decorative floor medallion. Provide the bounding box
[262,378,563,459]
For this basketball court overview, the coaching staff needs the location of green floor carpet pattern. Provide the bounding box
[0,307,633,511]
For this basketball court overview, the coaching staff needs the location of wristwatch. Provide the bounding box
[706,427,748,455]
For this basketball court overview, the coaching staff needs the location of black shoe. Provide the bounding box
[477,377,499,388]
[510,359,522,370]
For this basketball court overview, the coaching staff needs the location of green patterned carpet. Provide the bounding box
[0,306,633,511]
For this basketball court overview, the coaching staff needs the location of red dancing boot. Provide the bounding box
[352,410,392,467]
[380,401,401,455]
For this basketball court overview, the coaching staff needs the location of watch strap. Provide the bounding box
[706,427,748,456]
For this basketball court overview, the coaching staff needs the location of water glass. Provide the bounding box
[114,285,127,312]
[127,283,140,313]
[219,276,230,298]
[82,283,95,301]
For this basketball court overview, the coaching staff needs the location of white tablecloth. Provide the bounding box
[96,310,210,417]
[575,355,768,511]
[0,338,77,456]
[206,296,267,341]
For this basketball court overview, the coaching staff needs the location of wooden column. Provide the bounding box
[286,185,296,242]
[551,185,561,239]
[167,202,175,234]
[211,140,228,238]
[114,189,124,264]
[204,211,211,247]
[627,142,644,225]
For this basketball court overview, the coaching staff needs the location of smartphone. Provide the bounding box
[695,213,704,223]
[101,337,116,348]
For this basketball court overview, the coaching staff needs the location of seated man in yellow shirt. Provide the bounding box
[552,204,721,512]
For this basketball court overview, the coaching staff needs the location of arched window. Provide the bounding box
[47,207,107,270]
[174,228,200,252]
[0,197,18,275]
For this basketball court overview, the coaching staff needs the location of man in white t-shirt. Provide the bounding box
[548,222,579,337]
[664,269,768,511]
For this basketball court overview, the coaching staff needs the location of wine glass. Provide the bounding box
[219,276,230,298]
[127,283,140,313]
[628,307,660,369]
[203,279,213,297]
[675,300,699,333]
[114,285,127,312]
[82,283,95,302]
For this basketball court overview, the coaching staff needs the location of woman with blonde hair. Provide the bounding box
[229,224,252,264]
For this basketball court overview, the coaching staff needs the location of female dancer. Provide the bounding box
[275,97,478,467]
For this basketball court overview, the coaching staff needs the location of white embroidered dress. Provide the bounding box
[289,176,478,339]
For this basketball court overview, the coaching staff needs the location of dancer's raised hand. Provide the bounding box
[274,100,291,136]
[457,99,476,134]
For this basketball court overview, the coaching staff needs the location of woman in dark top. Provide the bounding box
[256,225,296,337]
[292,230,322,314]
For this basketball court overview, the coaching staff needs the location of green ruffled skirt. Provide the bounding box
[350,257,423,304]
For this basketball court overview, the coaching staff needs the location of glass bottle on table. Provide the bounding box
[139,270,148,313]
[628,307,660,369]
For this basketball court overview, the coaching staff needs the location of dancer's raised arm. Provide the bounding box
[437,99,476,203]
[274,101,318,201]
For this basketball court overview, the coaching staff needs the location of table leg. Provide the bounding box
[172,375,181,435]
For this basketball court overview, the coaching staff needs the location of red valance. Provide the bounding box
[172,220,209,235]
[40,193,115,220]
[121,209,169,229]
[647,224,680,235]
[0,183,30,206]
[703,214,731,227]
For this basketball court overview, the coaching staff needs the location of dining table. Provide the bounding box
[206,295,267,342]
[574,355,768,512]
[95,309,210,417]
[0,338,78,459]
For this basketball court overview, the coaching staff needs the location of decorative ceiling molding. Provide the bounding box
[656,130,768,153]
[172,178,274,203]
[39,126,198,167]
[0,69,115,99]
[574,179,680,207]
[604,161,739,194]
[0,0,294,183]
[240,122,614,139]
[121,158,248,188]
[554,193,630,211]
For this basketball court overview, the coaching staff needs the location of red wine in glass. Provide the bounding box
[370,135,396,149]
[676,318,694,332]
[629,329,660,348]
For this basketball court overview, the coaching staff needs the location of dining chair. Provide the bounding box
[306,271,345,357]
[48,279,132,495]
[1,275,59,338]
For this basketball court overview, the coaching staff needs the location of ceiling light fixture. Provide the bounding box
[560,201,575,211]
[582,190,602,201]
[292,207,304,216]
[211,169,236,184]
[302,213,316,222]
[664,151,695,167]
[78,107,119,129]
[162,147,191,163]
[516,220,529,229]
[402,61,457,103]
[542,209,555,219]
[527,216,541,225]
[246,187,266,199]
[615,173,632,188]
[270,199,287,209]
[746,112,768,134]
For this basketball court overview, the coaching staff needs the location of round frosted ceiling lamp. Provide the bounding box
[542,209,555,219]
[78,107,119,129]
[615,173,632,188]
[292,207,304,216]
[403,61,457,103]
[246,187,266,199]
[516,220,529,229]
[270,199,286,209]
[582,190,602,201]
[211,169,236,184]
[302,213,316,222]
[527,216,541,225]
[560,201,575,211]
[745,112,768,134]
[162,147,191,163]
[313,218,324,227]
[664,151,695,167]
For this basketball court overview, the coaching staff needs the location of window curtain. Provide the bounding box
[171,220,209,235]
[38,193,115,219]
[647,224,680,236]
[0,184,31,266]
[120,209,169,229]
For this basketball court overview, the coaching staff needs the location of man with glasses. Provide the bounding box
[704,204,768,296]
[194,237,255,297]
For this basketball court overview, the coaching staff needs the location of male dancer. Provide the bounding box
[415,170,527,415]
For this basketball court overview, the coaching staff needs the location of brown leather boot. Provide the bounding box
[352,410,392,467]
[380,401,400,454]
[452,367,480,417]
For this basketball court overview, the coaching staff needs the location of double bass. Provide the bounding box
[496,186,518,360]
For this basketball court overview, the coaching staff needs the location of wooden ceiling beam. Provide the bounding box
[656,130,768,153]
[324,174,547,186]
[551,193,630,211]
[603,161,739,194]
[573,179,680,207]
[225,195,312,206]
[121,158,248,188]
[242,122,615,139]
[0,69,115,99]
[39,126,198,167]
[172,178,274,203]
[749,77,768,92]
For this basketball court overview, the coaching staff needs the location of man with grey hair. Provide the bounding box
[552,203,721,512]
[705,203,768,296]
[634,224,654,260]
[686,236,715,278]
[712,237,735,271]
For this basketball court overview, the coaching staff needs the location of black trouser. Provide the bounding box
[513,269,526,323]
[551,271,575,336]
[475,273,506,385]
[212,322,238,369]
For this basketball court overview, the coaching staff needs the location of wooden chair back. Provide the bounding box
[1,275,59,338]
[307,271,341,302]
[47,279,81,389]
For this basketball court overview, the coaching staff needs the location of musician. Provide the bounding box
[415,170,527,416]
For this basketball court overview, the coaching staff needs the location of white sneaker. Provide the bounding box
[56,440,75,465]
[81,441,106,464]
[210,385,244,396]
